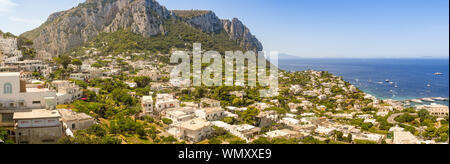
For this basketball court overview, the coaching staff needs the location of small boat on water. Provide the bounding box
[385,79,390,82]
[427,84,431,87]
[433,72,443,75]
[433,97,449,101]
[422,98,435,102]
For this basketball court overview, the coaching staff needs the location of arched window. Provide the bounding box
[4,83,12,94]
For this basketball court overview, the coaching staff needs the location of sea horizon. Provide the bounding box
[277,55,450,60]
[279,58,449,106]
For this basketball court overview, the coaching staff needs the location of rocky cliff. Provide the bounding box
[221,18,263,52]
[172,10,263,52]
[21,0,263,55]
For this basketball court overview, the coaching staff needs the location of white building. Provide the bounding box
[58,109,95,131]
[0,35,22,63]
[393,131,419,144]
[137,69,161,81]
[228,124,261,142]
[200,98,221,108]
[13,109,63,144]
[69,73,87,81]
[251,103,273,110]
[318,95,327,101]
[166,107,196,123]
[0,73,56,127]
[264,129,301,139]
[330,113,354,119]
[364,119,379,126]
[52,80,83,105]
[168,118,213,143]
[289,85,302,94]
[36,50,53,61]
[321,83,333,88]
[125,82,137,88]
[417,103,449,117]
[301,113,316,117]
[88,68,103,79]
[257,111,279,128]
[315,126,335,136]
[349,85,358,93]
[303,91,318,97]
[353,133,384,144]
[356,114,373,119]
[155,94,180,112]
[195,107,225,121]
[281,117,300,125]
[141,96,154,115]
[4,60,45,72]
[170,79,191,88]
[211,121,261,142]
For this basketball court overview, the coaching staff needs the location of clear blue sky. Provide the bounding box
[0,0,448,58]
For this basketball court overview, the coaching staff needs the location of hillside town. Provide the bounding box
[1,32,448,144]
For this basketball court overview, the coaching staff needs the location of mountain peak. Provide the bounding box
[171,10,213,19]
[21,0,262,55]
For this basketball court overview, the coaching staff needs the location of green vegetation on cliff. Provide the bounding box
[68,19,243,56]
[172,10,211,19]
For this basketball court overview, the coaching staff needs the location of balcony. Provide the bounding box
[0,100,28,112]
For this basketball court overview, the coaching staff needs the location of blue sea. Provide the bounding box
[279,58,449,106]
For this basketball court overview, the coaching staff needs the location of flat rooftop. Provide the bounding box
[58,109,93,121]
[26,87,51,93]
[201,98,220,103]
[265,129,297,138]
[0,72,19,77]
[167,110,187,117]
[179,118,211,131]
[142,96,153,102]
[52,80,70,84]
[13,109,61,120]
[234,124,260,132]
[204,107,224,113]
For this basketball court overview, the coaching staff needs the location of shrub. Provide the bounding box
[162,118,173,125]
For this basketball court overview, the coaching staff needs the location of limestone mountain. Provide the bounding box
[21,0,263,56]
[172,10,263,52]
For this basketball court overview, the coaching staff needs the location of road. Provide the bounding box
[387,113,418,124]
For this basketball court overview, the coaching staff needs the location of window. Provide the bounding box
[72,124,76,129]
[32,101,41,104]
[1,114,13,123]
[3,83,12,94]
